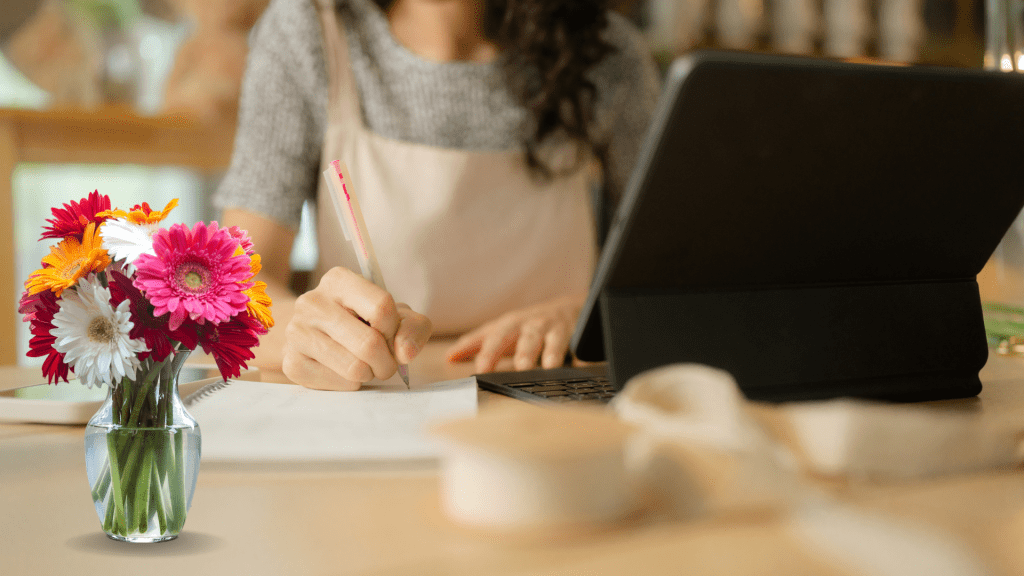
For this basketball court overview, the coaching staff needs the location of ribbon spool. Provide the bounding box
[432,402,636,536]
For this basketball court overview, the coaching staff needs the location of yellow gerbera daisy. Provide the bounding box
[243,253,273,329]
[96,198,178,225]
[25,222,111,297]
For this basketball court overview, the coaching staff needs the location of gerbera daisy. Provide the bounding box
[225,225,255,255]
[108,269,199,362]
[98,199,180,266]
[97,198,178,225]
[198,312,261,380]
[40,190,112,241]
[22,289,70,383]
[25,222,110,297]
[133,221,253,331]
[242,253,273,332]
[100,217,160,266]
[50,274,147,388]
[18,289,46,323]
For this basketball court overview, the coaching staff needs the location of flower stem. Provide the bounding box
[169,430,187,532]
[114,381,129,426]
[149,449,168,534]
[132,445,154,534]
[90,460,111,502]
[127,364,159,428]
[105,432,128,532]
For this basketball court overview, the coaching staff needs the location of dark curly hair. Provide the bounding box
[371,0,615,179]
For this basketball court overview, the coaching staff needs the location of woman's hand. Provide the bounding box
[446,292,586,373]
[282,267,433,390]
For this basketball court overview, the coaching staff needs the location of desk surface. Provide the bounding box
[4,343,1024,575]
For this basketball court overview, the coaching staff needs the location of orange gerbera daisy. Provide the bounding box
[242,253,273,331]
[97,198,178,225]
[25,222,110,297]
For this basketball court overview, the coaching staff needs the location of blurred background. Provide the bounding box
[0,0,993,365]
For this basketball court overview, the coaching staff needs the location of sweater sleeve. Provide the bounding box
[597,13,663,208]
[212,0,329,230]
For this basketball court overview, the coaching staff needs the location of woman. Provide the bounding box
[215,0,660,390]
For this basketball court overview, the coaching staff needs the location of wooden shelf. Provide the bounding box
[0,106,235,365]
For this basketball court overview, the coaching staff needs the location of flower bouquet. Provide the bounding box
[19,190,272,542]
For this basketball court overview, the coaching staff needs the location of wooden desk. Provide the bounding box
[0,106,234,365]
[4,344,1024,575]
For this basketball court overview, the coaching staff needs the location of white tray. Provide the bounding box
[0,365,257,425]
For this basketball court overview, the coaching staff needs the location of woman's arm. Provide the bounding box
[600,12,664,212]
[220,208,298,372]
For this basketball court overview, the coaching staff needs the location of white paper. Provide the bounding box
[186,378,478,463]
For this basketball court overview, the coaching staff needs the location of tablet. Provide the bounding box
[570,50,1024,401]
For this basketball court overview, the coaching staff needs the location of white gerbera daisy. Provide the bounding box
[100,217,159,266]
[51,274,147,388]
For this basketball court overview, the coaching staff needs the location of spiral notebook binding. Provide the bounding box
[183,379,233,408]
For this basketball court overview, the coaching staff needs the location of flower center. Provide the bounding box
[87,316,115,343]
[184,271,203,289]
[175,261,210,294]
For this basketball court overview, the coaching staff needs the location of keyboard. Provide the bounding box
[474,365,615,404]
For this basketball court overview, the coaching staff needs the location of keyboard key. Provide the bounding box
[534,390,571,398]
[522,385,569,393]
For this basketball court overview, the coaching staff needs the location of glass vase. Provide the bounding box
[84,349,201,543]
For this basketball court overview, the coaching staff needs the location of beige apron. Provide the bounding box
[313,0,597,335]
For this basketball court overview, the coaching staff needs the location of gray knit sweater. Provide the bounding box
[214,0,662,230]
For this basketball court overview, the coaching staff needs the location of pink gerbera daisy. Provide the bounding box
[40,190,112,241]
[225,225,255,255]
[133,221,253,331]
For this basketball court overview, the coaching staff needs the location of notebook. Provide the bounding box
[481,50,1024,405]
[183,377,477,464]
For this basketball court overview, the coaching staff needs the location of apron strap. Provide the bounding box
[313,0,361,127]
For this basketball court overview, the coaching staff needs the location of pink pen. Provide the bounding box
[323,160,410,388]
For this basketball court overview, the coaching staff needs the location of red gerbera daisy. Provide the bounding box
[22,289,71,383]
[198,312,261,380]
[18,289,46,323]
[40,190,112,241]
[107,269,199,362]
